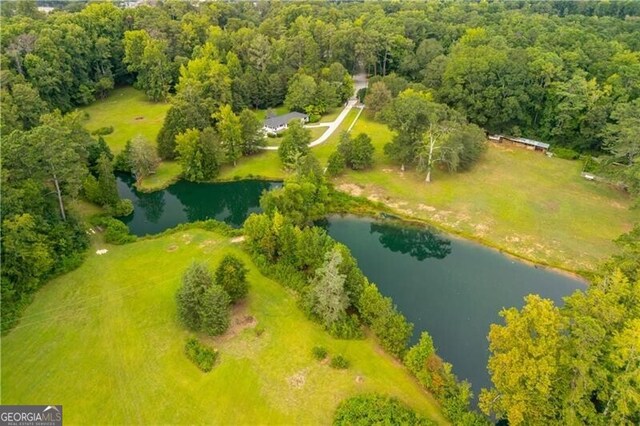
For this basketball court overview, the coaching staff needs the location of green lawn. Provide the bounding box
[81,87,170,153]
[1,229,446,425]
[335,115,640,272]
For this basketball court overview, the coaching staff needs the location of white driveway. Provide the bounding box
[261,73,367,151]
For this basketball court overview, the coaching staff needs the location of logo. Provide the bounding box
[0,405,62,426]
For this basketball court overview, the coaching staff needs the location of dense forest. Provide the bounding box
[1,1,639,424]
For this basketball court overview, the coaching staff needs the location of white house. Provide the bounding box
[262,112,309,134]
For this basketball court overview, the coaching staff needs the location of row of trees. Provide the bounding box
[242,164,484,423]
[2,110,129,332]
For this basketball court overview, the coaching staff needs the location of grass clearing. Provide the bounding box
[80,87,170,153]
[1,229,446,424]
[336,115,639,272]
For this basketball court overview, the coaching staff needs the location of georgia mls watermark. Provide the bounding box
[0,405,62,426]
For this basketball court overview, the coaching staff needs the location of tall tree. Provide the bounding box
[129,135,160,183]
[214,104,242,166]
[310,248,349,327]
[284,73,317,112]
[479,295,565,425]
[239,109,264,155]
[4,112,88,220]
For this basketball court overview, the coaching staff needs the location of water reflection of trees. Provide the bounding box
[137,191,166,223]
[167,180,280,226]
[370,221,452,261]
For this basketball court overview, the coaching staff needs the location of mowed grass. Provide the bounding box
[81,87,170,153]
[1,229,446,425]
[80,87,179,191]
[336,115,640,272]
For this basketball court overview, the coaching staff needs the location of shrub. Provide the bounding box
[328,314,364,340]
[98,217,136,244]
[91,126,114,136]
[184,337,218,372]
[359,282,413,358]
[330,355,350,369]
[333,394,431,425]
[552,147,580,160]
[109,199,134,217]
[215,254,249,303]
[327,151,346,176]
[312,346,328,360]
[200,285,231,336]
[176,262,214,331]
[356,88,367,103]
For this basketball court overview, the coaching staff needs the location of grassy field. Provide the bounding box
[78,88,638,271]
[335,115,640,272]
[1,229,446,425]
[81,87,170,153]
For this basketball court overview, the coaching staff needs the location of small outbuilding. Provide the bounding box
[262,112,309,134]
[489,135,550,153]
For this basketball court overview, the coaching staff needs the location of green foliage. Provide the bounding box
[337,132,375,171]
[184,337,218,372]
[215,104,243,166]
[334,394,431,426]
[278,121,311,169]
[359,282,413,358]
[326,151,346,176]
[91,126,114,136]
[328,314,364,340]
[175,128,223,181]
[215,254,249,303]
[330,355,350,370]
[285,73,317,112]
[176,262,214,331]
[176,261,231,337]
[99,217,136,245]
[364,82,392,119]
[308,248,349,328]
[129,136,160,181]
[260,160,328,227]
[109,199,134,217]
[552,147,581,160]
[312,346,328,360]
[200,285,231,336]
[123,30,172,101]
[239,109,265,155]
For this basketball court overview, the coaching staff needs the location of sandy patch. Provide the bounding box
[287,369,307,389]
[354,375,365,384]
[337,183,363,197]
[230,236,245,243]
[181,234,192,245]
[418,204,437,212]
[166,244,178,252]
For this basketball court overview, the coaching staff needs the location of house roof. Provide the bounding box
[510,137,550,149]
[263,112,308,129]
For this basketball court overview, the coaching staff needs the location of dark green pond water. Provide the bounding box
[323,215,585,400]
[116,174,281,236]
[117,177,585,400]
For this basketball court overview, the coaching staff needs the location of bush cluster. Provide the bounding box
[333,394,431,425]
[184,337,218,372]
[330,355,350,370]
[93,217,136,245]
[90,126,114,136]
[176,256,249,337]
[312,346,328,360]
[552,147,581,160]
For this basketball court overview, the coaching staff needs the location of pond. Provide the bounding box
[116,177,586,401]
[323,215,585,402]
[116,174,281,236]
